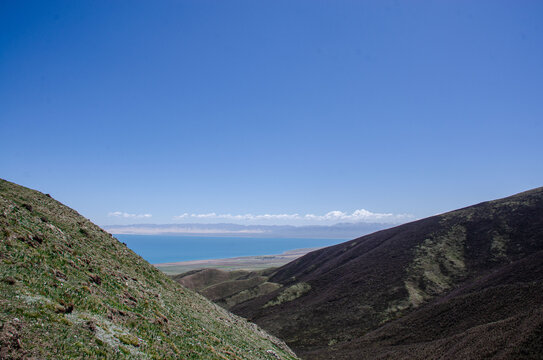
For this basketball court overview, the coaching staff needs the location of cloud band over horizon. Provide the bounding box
[172,209,413,225]
[108,211,152,219]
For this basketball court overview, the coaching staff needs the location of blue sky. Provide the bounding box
[1,0,542,226]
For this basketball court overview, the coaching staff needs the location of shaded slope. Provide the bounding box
[0,179,297,359]
[309,249,543,359]
[230,187,543,358]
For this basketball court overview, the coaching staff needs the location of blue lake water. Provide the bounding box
[114,235,346,264]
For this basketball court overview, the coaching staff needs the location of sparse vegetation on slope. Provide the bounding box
[0,179,298,359]
[173,268,282,310]
[264,283,311,308]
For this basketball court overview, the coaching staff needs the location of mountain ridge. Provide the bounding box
[220,186,543,359]
[0,179,298,359]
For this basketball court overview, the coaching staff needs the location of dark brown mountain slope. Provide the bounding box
[230,187,543,359]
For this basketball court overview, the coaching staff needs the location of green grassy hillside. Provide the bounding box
[0,179,298,360]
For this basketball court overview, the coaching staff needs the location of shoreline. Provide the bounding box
[154,247,319,275]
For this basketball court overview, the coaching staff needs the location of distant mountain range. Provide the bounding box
[103,222,394,239]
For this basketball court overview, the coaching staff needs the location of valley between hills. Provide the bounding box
[2,178,543,359]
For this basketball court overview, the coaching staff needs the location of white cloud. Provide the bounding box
[108,211,152,219]
[173,209,412,224]
[304,209,407,222]
[174,213,300,221]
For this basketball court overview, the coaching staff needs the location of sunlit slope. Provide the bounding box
[173,268,282,310]
[0,179,298,359]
